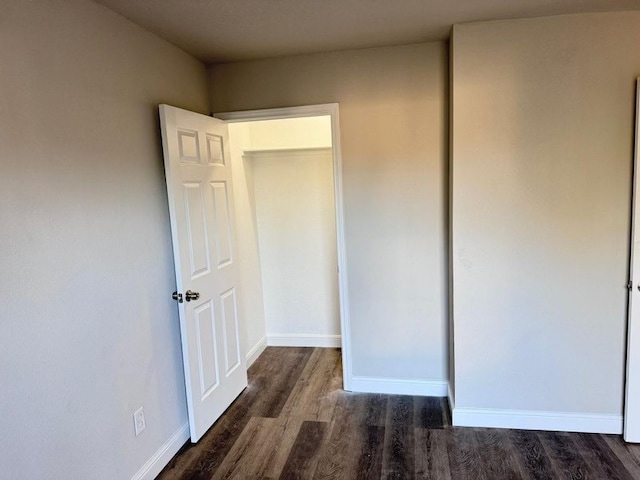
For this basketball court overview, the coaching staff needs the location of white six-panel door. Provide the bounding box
[625,79,640,442]
[159,105,247,442]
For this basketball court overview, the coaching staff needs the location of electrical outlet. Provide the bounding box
[133,407,146,436]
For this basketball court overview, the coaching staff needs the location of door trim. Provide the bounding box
[215,103,353,391]
[624,78,640,441]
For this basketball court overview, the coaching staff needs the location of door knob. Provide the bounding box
[172,291,183,303]
[185,290,200,302]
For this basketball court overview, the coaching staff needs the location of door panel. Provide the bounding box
[210,181,233,267]
[206,134,225,165]
[183,182,211,278]
[221,287,241,375]
[160,104,247,442]
[194,300,219,397]
[178,129,200,163]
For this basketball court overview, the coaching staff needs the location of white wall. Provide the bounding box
[211,43,449,390]
[451,12,640,429]
[249,148,340,344]
[227,122,268,364]
[228,117,337,357]
[0,1,209,478]
[245,117,332,150]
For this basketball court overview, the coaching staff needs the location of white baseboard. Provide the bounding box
[349,376,448,396]
[267,334,341,348]
[245,336,267,367]
[452,407,623,434]
[131,423,189,480]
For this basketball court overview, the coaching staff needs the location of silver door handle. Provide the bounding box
[172,291,183,303]
[185,290,200,302]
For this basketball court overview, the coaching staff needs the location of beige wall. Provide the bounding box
[0,1,208,478]
[211,43,449,382]
[8,4,632,473]
[451,12,640,416]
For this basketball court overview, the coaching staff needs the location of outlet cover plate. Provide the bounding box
[134,407,146,436]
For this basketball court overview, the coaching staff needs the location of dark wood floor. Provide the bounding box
[158,347,640,479]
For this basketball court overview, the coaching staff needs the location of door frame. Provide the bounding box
[625,79,640,441]
[215,103,353,390]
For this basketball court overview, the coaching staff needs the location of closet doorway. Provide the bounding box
[217,104,353,390]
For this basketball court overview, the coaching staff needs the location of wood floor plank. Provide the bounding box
[414,396,445,429]
[314,394,385,479]
[572,433,635,480]
[332,392,387,427]
[279,348,341,422]
[248,348,313,418]
[158,347,640,480]
[365,394,390,427]
[355,425,386,479]
[314,422,385,479]
[158,388,257,480]
[473,428,525,480]
[312,414,357,479]
[262,416,308,478]
[415,428,452,479]
[387,395,415,426]
[211,416,303,480]
[382,424,414,480]
[317,350,344,422]
[603,435,640,478]
[446,427,489,480]
[614,435,640,468]
[538,431,594,480]
[509,429,556,480]
[382,397,416,480]
[155,443,199,480]
[280,421,330,479]
[209,416,267,480]
[253,347,305,374]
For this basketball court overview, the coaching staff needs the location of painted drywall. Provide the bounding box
[447,34,456,403]
[249,149,339,341]
[0,1,209,478]
[227,117,336,355]
[226,123,268,363]
[245,117,332,150]
[211,43,449,382]
[451,12,640,416]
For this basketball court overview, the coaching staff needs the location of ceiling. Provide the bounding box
[94,0,640,64]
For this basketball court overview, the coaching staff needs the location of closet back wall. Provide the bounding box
[249,147,339,346]
[228,117,339,355]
